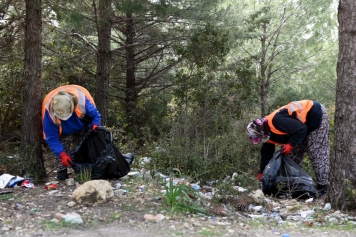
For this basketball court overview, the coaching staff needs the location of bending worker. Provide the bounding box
[42,85,101,180]
[246,100,329,196]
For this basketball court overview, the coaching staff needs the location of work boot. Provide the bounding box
[57,168,68,180]
[122,153,134,166]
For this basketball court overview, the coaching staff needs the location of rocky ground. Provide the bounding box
[0,158,356,237]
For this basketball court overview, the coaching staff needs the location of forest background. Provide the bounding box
[2,0,351,210]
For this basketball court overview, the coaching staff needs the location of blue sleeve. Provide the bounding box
[43,110,64,157]
[85,98,101,126]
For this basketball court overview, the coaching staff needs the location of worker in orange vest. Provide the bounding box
[42,85,101,180]
[246,100,329,197]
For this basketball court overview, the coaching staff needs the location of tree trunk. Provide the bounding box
[21,0,46,181]
[125,14,137,124]
[329,0,356,210]
[94,0,112,125]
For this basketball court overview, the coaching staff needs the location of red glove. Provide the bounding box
[59,151,72,167]
[282,143,293,155]
[257,173,263,181]
[92,124,98,130]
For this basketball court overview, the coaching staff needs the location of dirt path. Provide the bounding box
[32,221,356,237]
[1,164,356,237]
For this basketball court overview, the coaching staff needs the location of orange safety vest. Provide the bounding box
[264,100,314,144]
[42,85,96,139]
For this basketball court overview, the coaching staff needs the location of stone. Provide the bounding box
[67,201,76,207]
[72,180,114,205]
[248,189,265,204]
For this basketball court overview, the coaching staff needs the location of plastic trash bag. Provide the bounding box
[260,150,317,198]
[69,126,130,179]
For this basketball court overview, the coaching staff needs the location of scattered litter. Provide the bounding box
[323,203,331,211]
[154,172,168,180]
[21,180,34,188]
[300,210,315,218]
[144,214,165,222]
[191,183,200,191]
[55,212,83,224]
[65,178,75,186]
[233,186,247,192]
[0,174,15,188]
[115,182,122,189]
[140,157,151,165]
[306,221,313,227]
[45,184,57,191]
[114,189,127,196]
[0,174,33,189]
[8,176,27,187]
[305,198,314,203]
[166,178,198,190]
[127,171,140,177]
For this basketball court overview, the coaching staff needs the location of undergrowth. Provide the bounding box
[164,176,209,215]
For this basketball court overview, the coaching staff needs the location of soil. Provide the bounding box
[0,155,356,237]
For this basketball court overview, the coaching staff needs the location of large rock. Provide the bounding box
[72,180,114,205]
[248,189,265,204]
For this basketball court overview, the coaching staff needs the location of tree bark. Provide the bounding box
[124,13,137,124]
[330,0,356,210]
[21,0,46,180]
[94,0,112,125]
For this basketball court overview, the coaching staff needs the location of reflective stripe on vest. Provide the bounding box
[42,85,95,139]
[286,100,313,123]
[264,100,314,141]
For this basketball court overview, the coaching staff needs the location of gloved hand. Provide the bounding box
[92,124,98,130]
[282,143,293,155]
[59,151,72,167]
[257,173,263,181]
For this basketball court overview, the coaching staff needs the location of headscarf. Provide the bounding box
[246,118,270,145]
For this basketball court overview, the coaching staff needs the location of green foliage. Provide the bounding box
[0,0,339,213]
[75,167,92,183]
[110,212,122,221]
[234,59,259,106]
[178,23,230,69]
[164,176,208,215]
[344,179,356,210]
[0,193,13,200]
[212,181,240,204]
[42,219,76,230]
[0,142,22,175]
[146,116,260,185]
[0,141,46,183]
[0,62,24,140]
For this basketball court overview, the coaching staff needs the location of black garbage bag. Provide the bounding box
[69,126,130,179]
[260,150,317,198]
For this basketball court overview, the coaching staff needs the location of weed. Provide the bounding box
[164,176,209,215]
[172,231,185,236]
[41,219,75,230]
[288,205,303,212]
[0,193,13,200]
[199,229,223,236]
[344,179,356,209]
[75,167,92,183]
[110,212,122,220]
